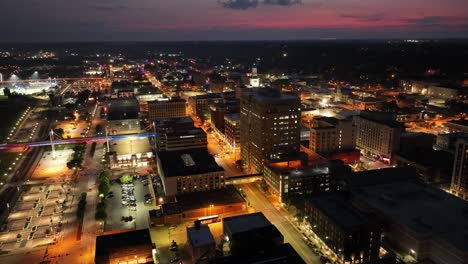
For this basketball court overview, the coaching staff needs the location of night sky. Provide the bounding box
[2,0,468,42]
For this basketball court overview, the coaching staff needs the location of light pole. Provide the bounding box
[50,130,56,159]
[105,126,110,152]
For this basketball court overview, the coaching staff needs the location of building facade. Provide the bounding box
[310,117,356,154]
[188,94,224,120]
[305,194,382,264]
[156,148,225,196]
[156,128,207,151]
[263,160,336,202]
[148,98,186,121]
[353,112,403,163]
[451,138,468,199]
[240,88,301,173]
[224,113,240,148]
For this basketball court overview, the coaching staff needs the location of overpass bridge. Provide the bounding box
[0,132,155,150]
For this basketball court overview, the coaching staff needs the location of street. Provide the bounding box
[240,183,320,264]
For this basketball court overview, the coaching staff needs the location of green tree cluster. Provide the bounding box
[95,170,112,221]
[66,143,86,169]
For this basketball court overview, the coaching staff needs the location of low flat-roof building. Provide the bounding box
[348,168,468,264]
[446,119,468,134]
[305,194,382,264]
[394,149,453,184]
[95,229,154,264]
[156,128,207,151]
[206,243,305,264]
[107,137,153,169]
[154,116,194,132]
[263,160,350,202]
[106,97,140,120]
[223,212,284,257]
[149,185,246,225]
[156,148,225,196]
[187,224,216,263]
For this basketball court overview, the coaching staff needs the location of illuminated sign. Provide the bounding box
[180,135,195,139]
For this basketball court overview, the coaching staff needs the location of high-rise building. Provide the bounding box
[451,138,468,199]
[148,98,186,121]
[240,88,301,172]
[353,112,403,163]
[310,117,356,154]
[188,94,224,121]
[209,100,240,135]
[224,113,240,148]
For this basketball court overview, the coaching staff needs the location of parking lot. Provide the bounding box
[0,183,78,252]
[104,177,157,232]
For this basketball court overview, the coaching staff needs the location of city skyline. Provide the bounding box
[1,0,468,42]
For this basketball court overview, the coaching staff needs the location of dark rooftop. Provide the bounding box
[187,225,215,248]
[107,98,139,120]
[95,229,152,262]
[347,167,420,188]
[397,149,453,169]
[148,98,186,105]
[448,119,468,127]
[308,193,370,231]
[357,111,402,128]
[223,212,272,235]
[165,128,206,137]
[154,116,194,127]
[157,147,223,177]
[160,185,244,215]
[207,243,305,264]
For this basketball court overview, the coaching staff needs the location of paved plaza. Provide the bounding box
[31,149,74,181]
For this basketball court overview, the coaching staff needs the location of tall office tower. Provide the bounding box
[451,138,468,199]
[240,88,301,173]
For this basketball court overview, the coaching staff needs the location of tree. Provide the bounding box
[98,178,110,196]
[120,174,133,184]
[98,170,112,182]
[95,209,107,221]
[95,201,107,221]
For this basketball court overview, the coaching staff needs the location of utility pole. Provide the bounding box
[153,121,157,150]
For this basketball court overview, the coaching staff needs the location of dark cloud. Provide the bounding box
[93,4,126,11]
[219,0,301,10]
[262,0,302,6]
[339,12,386,22]
[221,0,259,10]
[404,16,445,26]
